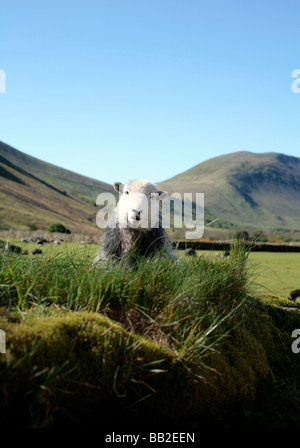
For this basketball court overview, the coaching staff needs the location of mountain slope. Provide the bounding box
[158,151,300,230]
[0,147,105,233]
[1,142,300,233]
[0,141,114,204]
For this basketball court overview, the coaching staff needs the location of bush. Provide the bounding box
[236,230,250,241]
[47,222,71,234]
[26,223,38,231]
[253,231,268,242]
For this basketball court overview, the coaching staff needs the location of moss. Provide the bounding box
[1,243,299,427]
[0,312,175,426]
[0,293,300,427]
[151,295,300,425]
[260,294,300,310]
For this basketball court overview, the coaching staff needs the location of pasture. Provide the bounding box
[1,238,299,300]
[178,248,300,300]
[0,238,300,428]
[248,252,300,300]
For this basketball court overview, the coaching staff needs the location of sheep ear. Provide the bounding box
[158,190,168,200]
[113,182,123,193]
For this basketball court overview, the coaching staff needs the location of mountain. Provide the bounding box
[0,141,114,233]
[1,142,300,234]
[0,141,114,204]
[157,151,300,230]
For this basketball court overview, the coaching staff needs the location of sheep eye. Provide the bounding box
[125,191,129,195]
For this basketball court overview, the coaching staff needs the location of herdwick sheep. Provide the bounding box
[94,179,176,267]
[288,289,300,301]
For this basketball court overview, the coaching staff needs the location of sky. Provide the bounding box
[0,0,300,185]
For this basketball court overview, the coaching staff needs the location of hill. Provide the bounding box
[0,141,114,204]
[0,141,114,233]
[1,142,300,233]
[158,151,300,230]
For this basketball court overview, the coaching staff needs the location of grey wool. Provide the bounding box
[94,179,176,268]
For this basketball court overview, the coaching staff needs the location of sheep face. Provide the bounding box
[114,180,168,230]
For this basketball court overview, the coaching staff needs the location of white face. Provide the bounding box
[114,180,168,230]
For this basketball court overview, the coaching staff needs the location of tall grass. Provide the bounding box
[0,242,251,370]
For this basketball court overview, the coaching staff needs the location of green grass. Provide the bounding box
[0,242,249,365]
[1,241,300,428]
[248,252,300,299]
[182,249,300,300]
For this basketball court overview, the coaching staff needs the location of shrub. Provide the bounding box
[253,231,268,242]
[236,230,250,241]
[26,223,38,231]
[47,222,71,234]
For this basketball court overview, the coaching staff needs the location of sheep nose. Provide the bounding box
[132,209,141,220]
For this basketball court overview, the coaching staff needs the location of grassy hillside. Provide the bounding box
[0,141,114,204]
[158,151,300,230]
[2,141,300,234]
[0,153,100,233]
[0,140,117,233]
[0,243,299,428]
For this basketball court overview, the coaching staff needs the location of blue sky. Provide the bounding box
[0,0,300,185]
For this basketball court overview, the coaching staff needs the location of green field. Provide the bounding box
[248,252,300,299]
[2,240,300,299]
[177,249,300,300]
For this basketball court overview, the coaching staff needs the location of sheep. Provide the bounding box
[94,179,176,268]
[288,289,300,301]
[31,248,42,255]
[185,248,196,257]
[223,248,231,257]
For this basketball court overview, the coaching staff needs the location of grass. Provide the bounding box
[248,252,300,299]
[0,242,249,365]
[179,249,300,300]
[0,240,300,428]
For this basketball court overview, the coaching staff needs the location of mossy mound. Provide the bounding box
[1,296,300,428]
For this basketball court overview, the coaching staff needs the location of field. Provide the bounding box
[178,249,300,300]
[2,238,300,299]
[248,252,300,299]
[1,239,300,428]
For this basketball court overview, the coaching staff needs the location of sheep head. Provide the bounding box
[114,180,168,230]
